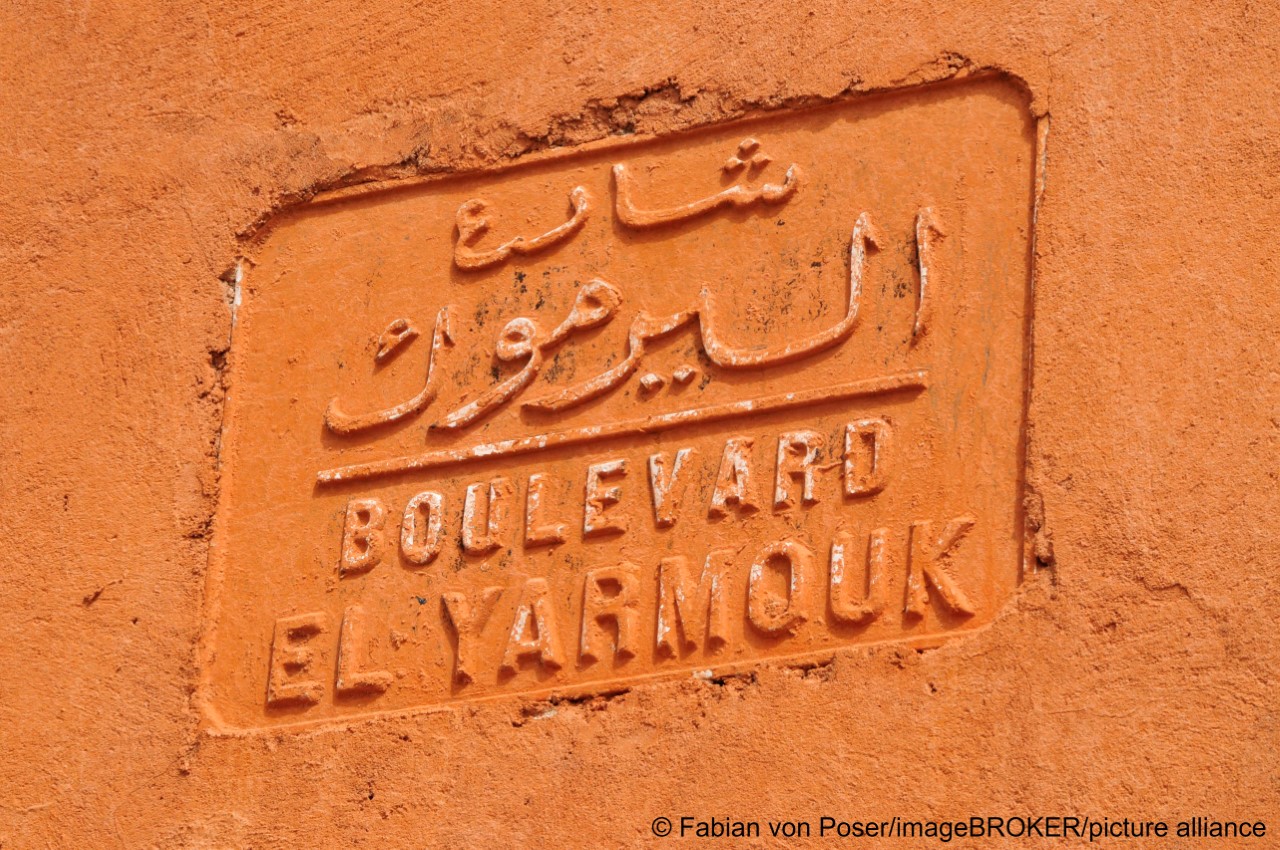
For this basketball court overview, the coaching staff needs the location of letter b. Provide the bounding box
[340,498,386,576]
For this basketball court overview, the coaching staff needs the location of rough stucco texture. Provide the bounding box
[1,2,1277,847]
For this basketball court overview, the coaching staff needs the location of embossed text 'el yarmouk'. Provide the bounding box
[203,77,1035,730]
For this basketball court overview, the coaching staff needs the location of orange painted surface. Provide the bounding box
[208,78,1032,729]
[1,2,1277,846]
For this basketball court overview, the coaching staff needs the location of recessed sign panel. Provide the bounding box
[204,77,1035,729]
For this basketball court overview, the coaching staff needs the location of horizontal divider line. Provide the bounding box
[315,369,928,485]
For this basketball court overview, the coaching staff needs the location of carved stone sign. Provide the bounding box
[202,77,1035,730]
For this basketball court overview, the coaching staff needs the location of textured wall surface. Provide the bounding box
[1,2,1277,846]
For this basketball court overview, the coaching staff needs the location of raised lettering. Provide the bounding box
[212,83,1035,725]
[656,550,731,655]
[709,437,757,517]
[647,447,695,528]
[905,517,977,618]
[583,459,628,538]
[524,472,568,548]
[266,612,326,707]
[774,429,824,510]
[747,539,811,634]
[579,564,640,663]
[463,478,512,555]
[335,605,393,696]
[844,418,892,498]
[442,586,503,685]
[829,528,887,624]
[400,490,444,566]
[501,578,565,672]
[339,498,386,576]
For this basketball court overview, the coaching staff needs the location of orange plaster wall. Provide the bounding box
[1,2,1277,846]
